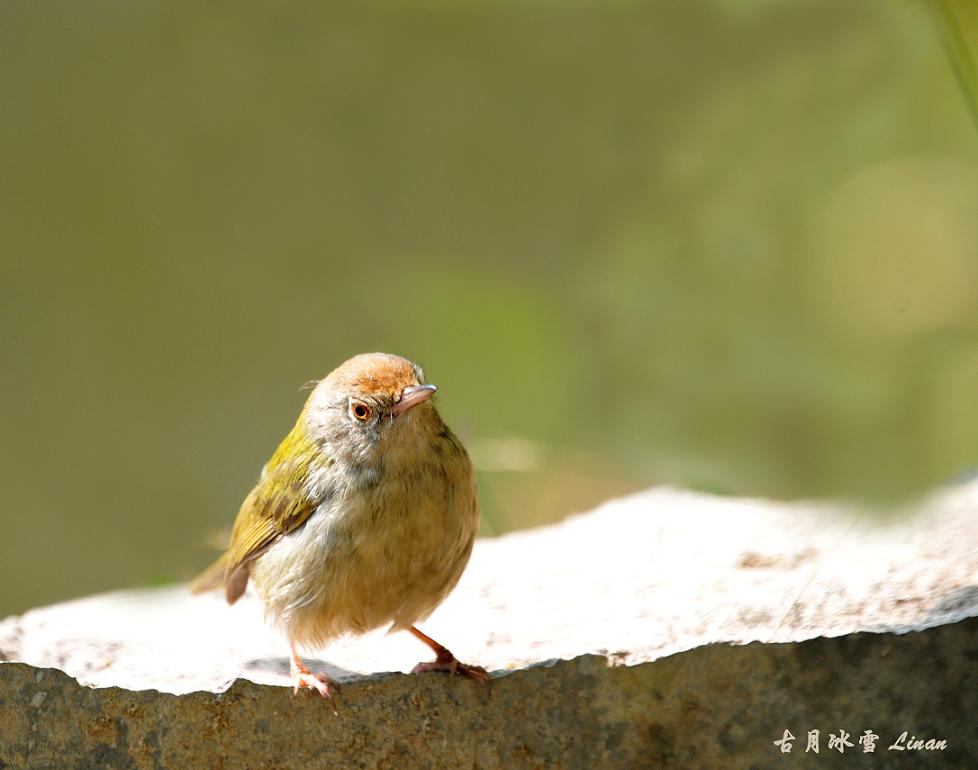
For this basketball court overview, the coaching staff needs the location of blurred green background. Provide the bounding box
[2,1,977,618]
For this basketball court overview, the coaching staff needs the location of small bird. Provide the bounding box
[192,352,486,702]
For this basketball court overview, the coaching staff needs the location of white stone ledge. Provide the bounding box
[2,482,977,768]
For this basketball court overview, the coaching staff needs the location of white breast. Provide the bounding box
[250,451,478,650]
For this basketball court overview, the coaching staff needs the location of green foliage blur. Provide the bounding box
[1,1,976,617]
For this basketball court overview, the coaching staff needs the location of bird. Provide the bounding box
[191,352,486,704]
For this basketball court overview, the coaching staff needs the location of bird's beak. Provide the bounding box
[390,384,438,417]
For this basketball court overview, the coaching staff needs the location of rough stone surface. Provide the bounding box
[2,482,978,768]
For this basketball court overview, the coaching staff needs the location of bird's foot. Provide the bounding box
[412,653,490,684]
[408,625,490,685]
[291,669,338,698]
[290,649,340,712]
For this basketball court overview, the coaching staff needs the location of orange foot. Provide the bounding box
[290,646,340,712]
[409,626,490,685]
[412,655,490,684]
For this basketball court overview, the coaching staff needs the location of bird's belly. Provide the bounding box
[250,474,477,649]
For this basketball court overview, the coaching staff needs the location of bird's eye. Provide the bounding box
[351,402,371,421]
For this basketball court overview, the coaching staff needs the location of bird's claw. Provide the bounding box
[290,658,340,713]
[412,656,490,685]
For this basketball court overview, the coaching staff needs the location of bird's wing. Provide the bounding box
[221,423,333,603]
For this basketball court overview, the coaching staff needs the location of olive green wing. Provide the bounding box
[195,423,331,604]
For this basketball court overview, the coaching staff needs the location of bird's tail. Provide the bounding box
[189,552,228,595]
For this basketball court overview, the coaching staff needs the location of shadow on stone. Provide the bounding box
[926,585,978,624]
[243,656,360,683]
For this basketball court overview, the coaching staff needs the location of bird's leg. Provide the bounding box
[289,644,340,710]
[408,626,489,684]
